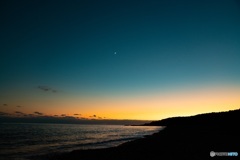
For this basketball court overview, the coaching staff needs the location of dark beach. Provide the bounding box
[46,109,240,160]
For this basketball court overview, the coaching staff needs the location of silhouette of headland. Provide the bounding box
[45,109,240,160]
[143,109,240,129]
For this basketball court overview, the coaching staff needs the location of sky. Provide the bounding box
[0,0,240,121]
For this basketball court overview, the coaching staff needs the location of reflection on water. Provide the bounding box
[0,123,162,160]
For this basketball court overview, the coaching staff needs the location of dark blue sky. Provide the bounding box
[0,0,240,119]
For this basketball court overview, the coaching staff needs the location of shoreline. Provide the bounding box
[45,109,240,160]
[40,127,163,160]
[45,126,239,160]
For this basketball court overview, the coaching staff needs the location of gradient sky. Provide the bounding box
[1,0,240,120]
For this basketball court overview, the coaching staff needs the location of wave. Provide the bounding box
[79,137,139,147]
[56,137,139,151]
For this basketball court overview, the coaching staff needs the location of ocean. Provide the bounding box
[0,123,162,160]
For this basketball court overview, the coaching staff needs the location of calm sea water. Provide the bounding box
[0,123,162,160]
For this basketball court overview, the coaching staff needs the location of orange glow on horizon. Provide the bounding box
[2,84,240,120]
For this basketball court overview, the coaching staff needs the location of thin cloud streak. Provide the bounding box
[34,111,44,115]
[15,111,24,114]
[38,85,59,93]
[0,112,9,116]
